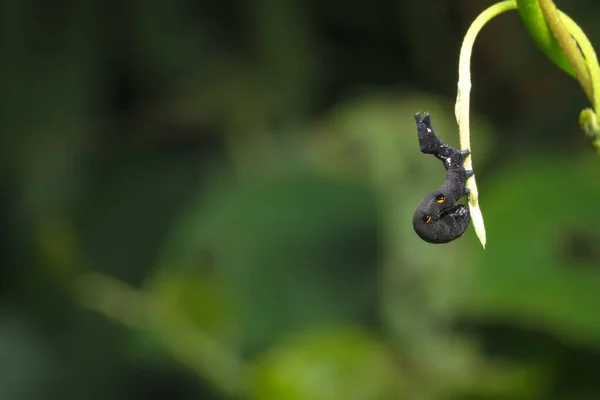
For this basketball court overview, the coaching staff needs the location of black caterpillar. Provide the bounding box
[412,112,472,244]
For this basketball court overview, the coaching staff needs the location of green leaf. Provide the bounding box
[516,0,575,77]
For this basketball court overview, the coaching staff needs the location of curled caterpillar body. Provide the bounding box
[412,112,472,244]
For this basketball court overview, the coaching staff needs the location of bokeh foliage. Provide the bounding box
[4,0,600,399]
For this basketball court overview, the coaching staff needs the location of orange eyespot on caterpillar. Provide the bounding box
[412,112,472,244]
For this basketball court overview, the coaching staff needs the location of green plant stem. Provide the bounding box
[455,0,600,247]
[537,0,594,105]
[456,0,517,248]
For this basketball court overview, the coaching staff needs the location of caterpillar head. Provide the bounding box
[412,190,471,244]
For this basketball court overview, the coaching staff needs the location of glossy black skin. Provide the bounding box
[412,112,472,244]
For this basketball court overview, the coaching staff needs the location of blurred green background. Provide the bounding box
[4,0,600,399]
